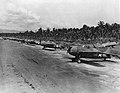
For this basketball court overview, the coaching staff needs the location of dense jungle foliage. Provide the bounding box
[0,21,120,43]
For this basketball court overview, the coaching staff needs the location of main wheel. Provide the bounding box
[75,54,81,63]
[77,59,81,63]
[42,46,45,49]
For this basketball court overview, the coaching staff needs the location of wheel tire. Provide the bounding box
[77,59,81,63]
[76,54,81,63]
[42,46,45,49]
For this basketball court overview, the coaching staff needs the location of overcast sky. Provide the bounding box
[0,0,119,31]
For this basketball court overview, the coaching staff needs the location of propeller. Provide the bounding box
[66,46,72,55]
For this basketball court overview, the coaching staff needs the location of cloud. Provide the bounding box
[6,3,40,30]
[0,0,119,31]
[0,1,41,30]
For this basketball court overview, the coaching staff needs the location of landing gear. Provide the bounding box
[72,58,81,63]
[75,55,81,63]
[42,46,45,49]
[77,59,81,63]
[71,54,81,63]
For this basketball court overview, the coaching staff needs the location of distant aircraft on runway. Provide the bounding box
[94,41,119,48]
[25,40,39,45]
[41,41,63,50]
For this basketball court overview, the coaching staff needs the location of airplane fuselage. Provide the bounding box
[41,43,60,50]
[77,52,110,58]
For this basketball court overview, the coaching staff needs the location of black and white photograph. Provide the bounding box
[0,0,119,93]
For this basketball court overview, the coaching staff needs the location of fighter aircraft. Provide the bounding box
[40,41,62,50]
[67,45,119,63]
[23,39,41,46]
[94,41,119,48]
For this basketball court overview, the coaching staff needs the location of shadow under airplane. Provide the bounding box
[43,48,56,51]
[66,57,118,67]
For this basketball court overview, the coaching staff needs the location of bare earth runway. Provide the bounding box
[0,39,120,93]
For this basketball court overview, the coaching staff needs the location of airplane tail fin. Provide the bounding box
[104,47,112,54]
[93,44,96,48]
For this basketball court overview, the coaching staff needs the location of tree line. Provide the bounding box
[0,21,120,43]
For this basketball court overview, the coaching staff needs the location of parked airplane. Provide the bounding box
[41,41,63,50]
[94,41,119,48]
[67,45,119,63]
[25,40,38,45]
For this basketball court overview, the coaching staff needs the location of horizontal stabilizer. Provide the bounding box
[104,47,112,54]
[104,47,120,59]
